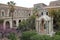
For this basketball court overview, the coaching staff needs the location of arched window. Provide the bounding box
[41,12,43,15]
[2,12,4,16]
[13,20,16,27]
[6,21,10,29]
[29,13,30,16]
[1,10,5,16]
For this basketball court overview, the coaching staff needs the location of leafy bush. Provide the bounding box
[18,15,36,32]
[53,35,60,40]
[31,34,43,40]
[21,31,37,40]
[31,34,51,40]
[21,31,60,40]
[8,32,17,40]
[55,31,60,35]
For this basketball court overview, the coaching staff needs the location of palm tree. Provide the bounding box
[7,1,15,28]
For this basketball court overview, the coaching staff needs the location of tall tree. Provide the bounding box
[7,1,15,27]
[18,8,38,31]
[48,9,60,31]
[18,20,29,32]
[27,14,36,30]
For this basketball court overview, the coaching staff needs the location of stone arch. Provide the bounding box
[40,18,45,32]
[13,20,16,27]
[6,21,10,29]
[1,10,5,16]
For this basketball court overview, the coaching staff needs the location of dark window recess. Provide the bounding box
[9,12,12,17]
[2,12,4,16]
[13,21,16,27]
[36,14,38,16]
[19,20,21,23]
[41,12,43,15]
[44,24,46,29]
[46,12,48,15]
[29,14,30,16]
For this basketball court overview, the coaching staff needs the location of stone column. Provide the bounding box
[47,21,49,34]
[16,20,19,27]
[51,18,53,32]
[10,21,12,28]
[36,20,39,33]
[38,20,41,33]
[7,9,9,16]
[3,21,6,30]
[49,20,52,34]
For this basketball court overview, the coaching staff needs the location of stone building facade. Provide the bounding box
[0,3,32,29]
[34,0,60,35]
[0,0,60,35]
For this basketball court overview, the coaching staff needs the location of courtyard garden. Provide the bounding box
[0,1,60,40]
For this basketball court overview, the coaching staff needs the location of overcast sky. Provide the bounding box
[0,0,56,8]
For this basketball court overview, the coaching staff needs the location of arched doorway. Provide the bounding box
[6,21,10,29]
[13,20,16,27]
[40,18,45,33]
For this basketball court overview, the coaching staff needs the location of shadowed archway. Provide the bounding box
[6,21,10,29]
[13,20,16,27]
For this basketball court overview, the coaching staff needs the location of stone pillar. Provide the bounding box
[16,20,19,27]
[3,21,6,30]
[10,21,12,28]
[38,20,41,33]
[47,21,49,34]
[51,18,53,32]
[7,9,9,16]
[49,21,50,34]
[36,20,39,33]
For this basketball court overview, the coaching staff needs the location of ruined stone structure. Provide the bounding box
[0,0,60,35]
[35,0,60,35]
[0,3,32,29]
[35,9,53,36]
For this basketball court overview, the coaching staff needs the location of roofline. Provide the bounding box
[44,6,60,9]
[0,3,32,9]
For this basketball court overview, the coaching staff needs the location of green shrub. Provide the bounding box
[42,35,52,40]
[21,31,37,40]
[31,34,43,40]
[53,35,60,40]
[55,31,60,35]
[21,31,60,40]
[8,32,17,40]
[31,34,51,40]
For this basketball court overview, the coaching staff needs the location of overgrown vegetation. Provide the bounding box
[20,31,60,40]
[4,1,60,40]
[21,31,37,40]
[18,14,36,32]
[48,9,60,31]
[8,32,17,40]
